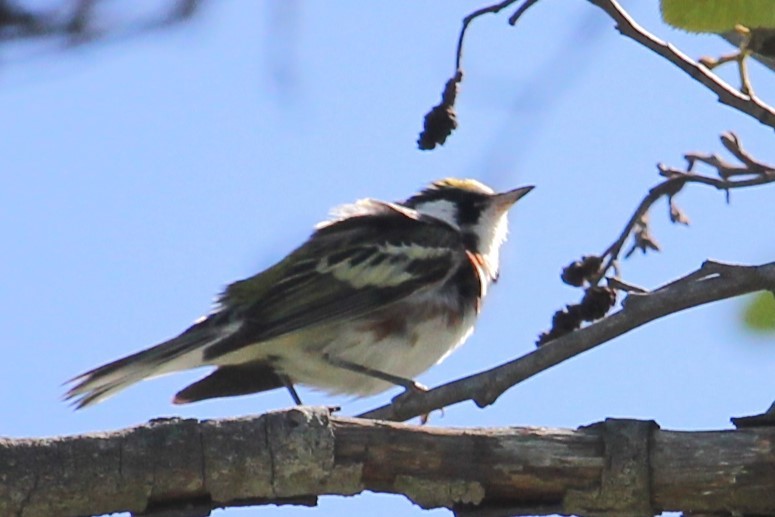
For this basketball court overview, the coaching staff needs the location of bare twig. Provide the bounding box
[690,132,774,178]
[455,0,521,70]
[507,0,542,26]
[699,25,759,97]
[721,28,775,73]
[455,0,544,69]
[538,134,772,345]
[606,276,648,294]
[587,0,775,130]
[422,0,543,149]
[359,260,775,422]
[593,132,775,285]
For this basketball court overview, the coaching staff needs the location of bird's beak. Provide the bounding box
[493,185,534,213]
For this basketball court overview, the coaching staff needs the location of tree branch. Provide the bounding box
[455,0,520,70]
[3,408,774,517]
[537,132,774,344]
[453,0,543,71]
[594,132,775,285]
[587,0,775,131]
[359,260,775,422]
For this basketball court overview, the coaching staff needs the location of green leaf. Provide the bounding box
[661,0,775,33]
[742,291,775,333]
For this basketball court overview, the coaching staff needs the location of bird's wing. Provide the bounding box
[204,203,467,360]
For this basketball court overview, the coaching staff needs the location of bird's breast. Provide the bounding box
[276,291,479,396]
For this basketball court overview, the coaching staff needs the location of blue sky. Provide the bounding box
[2,2,773,516]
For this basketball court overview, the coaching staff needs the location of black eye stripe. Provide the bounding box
[455,198,482,225]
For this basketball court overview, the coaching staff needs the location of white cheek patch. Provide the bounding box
[413,199,460,229]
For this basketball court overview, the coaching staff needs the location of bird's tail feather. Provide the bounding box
[64,327,228,409]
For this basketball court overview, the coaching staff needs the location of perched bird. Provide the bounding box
[65,179,533,409]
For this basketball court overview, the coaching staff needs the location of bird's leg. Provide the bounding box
[277,352,429,414]
[322,353,427,393]
[322,354,435,423]
[280,374,303,405]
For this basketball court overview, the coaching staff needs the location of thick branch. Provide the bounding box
[587,0,775,130]
[359,260,775,422]
[2,408,774,517]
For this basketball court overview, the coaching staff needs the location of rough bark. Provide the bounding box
[2,407,774,517]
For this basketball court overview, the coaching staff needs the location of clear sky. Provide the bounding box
[2,2,773,516]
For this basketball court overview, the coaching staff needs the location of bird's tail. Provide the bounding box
[64,324,230,409]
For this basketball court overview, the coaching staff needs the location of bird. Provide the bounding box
[64,178,533,409]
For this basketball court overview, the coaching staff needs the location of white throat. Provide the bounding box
[475,210,509,280]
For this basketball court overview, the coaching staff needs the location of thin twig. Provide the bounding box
[455,0,521,70]
[587,0,775,131]
[430,0,539,150]
[359,261,775,422]
[606,277,648,294]
[507,0,542,26]
[592,133,775,285]
[719,132,773,174]
[596,170,774,283]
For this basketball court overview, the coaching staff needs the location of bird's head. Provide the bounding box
[404,178,533,276]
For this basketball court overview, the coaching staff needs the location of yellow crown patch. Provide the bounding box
[429,178,494,195]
